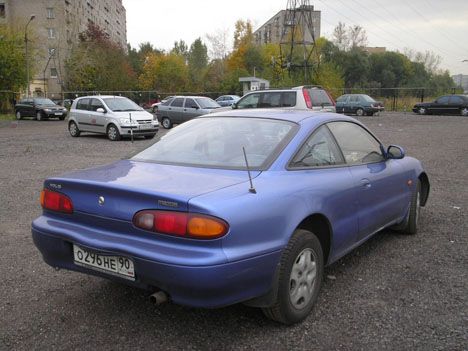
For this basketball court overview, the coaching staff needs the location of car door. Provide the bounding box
[328,121,410,240]
[347,95,359,114]
[430,96,450,114]
[88,98,107,133]
[168,97,185,123]
[183,98,200,122]
[335,95,348,113]
[22,99,35,117]
[74,98,91,131]
[288,124,359,256]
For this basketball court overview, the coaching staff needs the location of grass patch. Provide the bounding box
[0,114,15,121]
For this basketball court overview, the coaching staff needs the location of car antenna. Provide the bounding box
[242,146,257,194]
[129,112,134,143]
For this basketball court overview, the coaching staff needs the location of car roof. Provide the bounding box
[75,95,127,99]
[172,96,212,99]
[205,108,358,126]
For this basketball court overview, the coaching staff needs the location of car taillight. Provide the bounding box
[40,189,73,214]
[133,210,229,239]
[302,88,313,109]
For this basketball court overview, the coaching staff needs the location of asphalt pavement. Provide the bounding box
[0,112,466,350]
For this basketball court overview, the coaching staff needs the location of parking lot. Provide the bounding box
[0,112,466,350]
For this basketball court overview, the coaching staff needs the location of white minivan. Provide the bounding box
[68,96,159,141]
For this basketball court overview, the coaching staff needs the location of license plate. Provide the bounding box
[73,245,135,280]
[139,124,152,130]
[54,112,63,116]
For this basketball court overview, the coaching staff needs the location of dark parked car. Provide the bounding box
[336,94,384,116]
[413,95,468,116]
[15,98,68,121]
[215,95,240,107]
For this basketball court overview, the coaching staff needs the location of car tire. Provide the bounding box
[107,124,121,141]
[262,229,323,325]
[418,107,426,115]
[461,107,468,116]
[162,117,172,129]
[398,180,421,235]
[68,121,80,137]
[36,111,43,121]
[356,108,364,116]
[144,134,156,139]
[366,111,374,116]
[15,111,22,120]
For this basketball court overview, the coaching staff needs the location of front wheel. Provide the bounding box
[107,124,121,141]
[36,111,43,121]
[16,111,22,120]
[461,107,468,116]
[397,180,421,235]
[162,117,172,129]
[262,229,323,324]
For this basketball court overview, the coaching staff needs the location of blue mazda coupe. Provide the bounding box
[32,109,429,324]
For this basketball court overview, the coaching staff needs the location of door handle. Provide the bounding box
[184,109,187,111]
[168,108,171,110]
[361,178,371,189]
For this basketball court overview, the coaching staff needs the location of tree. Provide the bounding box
[233,20,253,50]
[332,22,348,51]
[171,40,189,62]
[188,38,208,90]
[139,52,188,93]
[348,25,367,49]
[332,23,367,51]
[206,29,230,60]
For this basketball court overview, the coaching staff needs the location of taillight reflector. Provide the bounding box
[40,189,73,214]
[133,210,229,239]
[302,88,313,109]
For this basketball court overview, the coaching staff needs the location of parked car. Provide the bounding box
[15,98,68,121]
[336,94,384,116]
[231,86,336,112]
[156,96,221,129]
[151,96,175,113]
[68,96,159,141]
[215,95,241,107]
[413,95,468,116]
[32,109,429,325]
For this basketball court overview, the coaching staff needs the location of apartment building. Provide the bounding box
[0,0,127,97]
[254,5,321,46]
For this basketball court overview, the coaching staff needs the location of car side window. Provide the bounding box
[336,96,347,103]
[90,98,105,112]
[436,96,449,104]
[171,98,184,107]
[449,96,463,105]
[290,125,345,168]
[184,98,197,108]
[76,98,90,110]
[259,92,282,108]
[328,122,385,165]
[237,93,260,109]
[350,96,359,103]
[281,92,296,107]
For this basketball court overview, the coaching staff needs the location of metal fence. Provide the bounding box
[1,87,462,113]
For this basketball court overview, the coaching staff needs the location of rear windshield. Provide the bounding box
[361,95,376,102]
[103,97,143,112]
[308,89,333,106]
[196,98,220,109]
[132,117,297,170]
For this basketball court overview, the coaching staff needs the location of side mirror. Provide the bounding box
[386,145,405,159]
[96,108,106,113]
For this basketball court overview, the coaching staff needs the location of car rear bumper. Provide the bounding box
[31,217,280,308]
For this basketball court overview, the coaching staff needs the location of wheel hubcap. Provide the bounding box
[462,108,468,116]
[415,190,421,225]
[163,119,169,128]
[289,248,317,309]
[70,123,77,135]
[419,108,425,114]
[108,127,116,139]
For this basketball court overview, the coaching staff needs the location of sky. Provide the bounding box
[122,0,468,76]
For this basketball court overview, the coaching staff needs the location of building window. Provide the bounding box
[50,68,58,78]
[46,8,54,19]
[0,3,5,18]
[47,28,56,39]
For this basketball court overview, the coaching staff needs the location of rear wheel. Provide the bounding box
[366,111,374,116]
[418,107,426,115]
[107,124,121,141]
[461,107,468,116]
[356,108,364,116]
[68,121,80,137]
[162,117,172,129]
[15,111,22,120]
[262,229,323,324]
[36,111,43,121]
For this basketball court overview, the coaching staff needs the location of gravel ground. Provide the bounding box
[0,112,466,351]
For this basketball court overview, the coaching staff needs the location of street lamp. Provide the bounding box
[25,14,36,97]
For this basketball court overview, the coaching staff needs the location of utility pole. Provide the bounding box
[25,14,36,98]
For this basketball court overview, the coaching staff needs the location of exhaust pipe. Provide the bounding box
[149,291,168,305]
